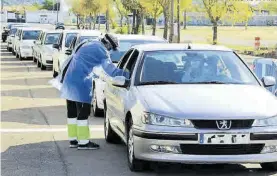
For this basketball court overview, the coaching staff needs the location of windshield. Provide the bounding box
[139,50,259,85]
[77,36,97,44]
[44,33,60,45]
[22,30,41,40]
[65,33,78,48]
[110,40,165,62]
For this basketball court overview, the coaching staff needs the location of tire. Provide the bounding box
[41,64,46,70]
[12,50,15,55]
[261,162,277,171]
[53,69,58,78]
[40,57,46,70]
[92,87,104,117]
[127,118,147,172]
[104,106,121,144]
[19,53,23,61]
[37,59,41,68]
[16,52,19,58]
[33,56,37,62]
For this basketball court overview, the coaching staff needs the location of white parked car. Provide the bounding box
[52,30,80,77]
[13,27,42,60]
[6,25,27,52]
[34,30,62,70]
[103,43,277,171]
[92,35,167,116]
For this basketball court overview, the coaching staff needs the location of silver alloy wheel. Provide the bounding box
[128,128,134,164]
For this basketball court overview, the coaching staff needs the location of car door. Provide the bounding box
[34,32,44,58]
[112,49,140,134]
[106,49,134,135]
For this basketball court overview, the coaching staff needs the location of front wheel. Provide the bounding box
[37,59,41,68]
[104,106,121,144]
[127,118,147,172]
[53,69,58,78]
[261,162,277,171]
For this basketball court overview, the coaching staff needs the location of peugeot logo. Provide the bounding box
[216,120,232,130]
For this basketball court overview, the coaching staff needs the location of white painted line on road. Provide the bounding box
[0,127,104,133]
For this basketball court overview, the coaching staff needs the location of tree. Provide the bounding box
[202,0,229,45]
[121,0,143,34]
[42,0,59,11]
[158,0,170,40]
[140,0,163,35]
[67,0,86,29]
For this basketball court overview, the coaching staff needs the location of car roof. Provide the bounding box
[17,27,43,31]
[60,29,81,34]
[114,34,166,42]
[77,30,102,36]
[132,43,233,52]
[45,30,63,34]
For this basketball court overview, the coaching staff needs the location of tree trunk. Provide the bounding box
[106,9,110,32]
[245,21,248,30]
[212,22,218,45]
[98,14,101,30]
[127,16,131,34]
[169,0,174,43]
[135,12,141,34]
[93,15,97,30]
[132,10,136,34]
[77,15,80,29]
[152,18,157,36]
[177,0,180,43]
[183,10,187,29]
[89,14,92,29]
[163,11,168,40]
[141,13,145,35]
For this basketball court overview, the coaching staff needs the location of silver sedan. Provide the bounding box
[103,43,277,172]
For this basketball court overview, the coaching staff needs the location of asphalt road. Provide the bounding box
[1,42,276,176]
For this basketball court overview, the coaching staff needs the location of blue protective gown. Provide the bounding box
[58,40,127,104]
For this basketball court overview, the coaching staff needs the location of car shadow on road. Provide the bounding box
[1,105,104,126]
[1,139,276,176]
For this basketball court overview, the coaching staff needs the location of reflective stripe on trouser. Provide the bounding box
[67,118,77,141]
[77,120,90,145]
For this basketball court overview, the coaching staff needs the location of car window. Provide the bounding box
[44,33,60,45]
[9,28,17,35]
[110,39,165,62]
[69,37,77,50]
[65,33,78,48]
[117,49,134,69]
[22,30,41,40]
[124,50,140,79]
[139,50,259,85]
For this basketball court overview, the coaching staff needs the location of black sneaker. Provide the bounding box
[69,140,78,148]
[78,141,100,150]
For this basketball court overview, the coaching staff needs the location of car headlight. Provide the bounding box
[252,115,277,127]
[142,112,193,127]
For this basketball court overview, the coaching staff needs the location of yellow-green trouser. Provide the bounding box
[67,118,90,145]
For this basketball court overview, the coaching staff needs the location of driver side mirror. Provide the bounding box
[65,49,72,55]
[52,43,60,50]
[111,76,130,88]
[261,76,276,87]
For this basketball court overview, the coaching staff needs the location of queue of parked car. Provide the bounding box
[2,24,277,172]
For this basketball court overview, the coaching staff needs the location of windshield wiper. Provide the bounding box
[187,81,226,84]
[140,81,178,85]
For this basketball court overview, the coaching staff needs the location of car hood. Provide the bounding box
[21,40,35,47]
[43,45,55,53]
[137,85,277,119]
